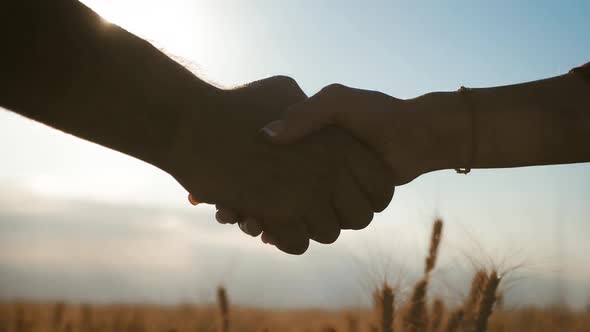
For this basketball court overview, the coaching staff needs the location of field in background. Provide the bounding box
[1,301,589,332]
[2,219,589,332]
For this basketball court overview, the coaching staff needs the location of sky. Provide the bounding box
[1,0,589,308]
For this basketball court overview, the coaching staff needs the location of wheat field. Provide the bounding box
[1,219,589,332]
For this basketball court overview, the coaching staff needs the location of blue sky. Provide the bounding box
[0,0,589,307]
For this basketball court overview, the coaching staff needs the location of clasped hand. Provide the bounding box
[166,76,441,254]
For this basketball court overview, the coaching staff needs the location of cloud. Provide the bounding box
[0,185,253,270]
[0,184,589,308]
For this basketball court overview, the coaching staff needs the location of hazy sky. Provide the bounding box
[1,0,589,308]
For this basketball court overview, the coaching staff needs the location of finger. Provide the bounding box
[345,144,395,212]
[305,205,340,244]
[215,206,239,224]
[331,172,374,230]
[245,75,307,104]
[188,193,200,206]
[238,218,263,237]
[261,231,275,245]
[262,221,310,255]
[260,88,339,144]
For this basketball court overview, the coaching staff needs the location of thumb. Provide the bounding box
[260,97,335,144]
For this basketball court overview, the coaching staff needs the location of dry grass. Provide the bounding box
[1,302,589,332]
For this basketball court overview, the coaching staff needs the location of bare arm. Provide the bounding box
[0,1,396,254]
[261,63,590,184]
[415,65,590,170]
[0,0,220,170]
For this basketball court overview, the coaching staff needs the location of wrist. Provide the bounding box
[155,86,227,175]
[408,91,472,172]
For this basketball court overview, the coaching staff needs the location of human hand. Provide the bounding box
[166,77,395,254]
[259,84,464,185]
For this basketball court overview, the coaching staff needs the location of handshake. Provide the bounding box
[166,76,459,254]
[20,1,590,254]
[1,1,465,256]
[18,2,587,256]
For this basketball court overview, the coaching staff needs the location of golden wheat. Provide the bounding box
[0,218,564,332]
[429,298,445,332]
[462,270,489,330]
[425,219,443,274]
[374,282,395,332]
[473,271,501,332]
[440,308,464,332]
[402,277,429,332]
[217,286,230,332]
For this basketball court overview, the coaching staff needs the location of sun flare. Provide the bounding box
[80,0,197,56]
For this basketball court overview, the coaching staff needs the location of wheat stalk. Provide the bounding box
[425,219,443,274]
[462,270,488,330]
[217,286,230,332]
[473,271,501,332]
[346,313,359,332]
[402,277,429,332]
[429,298,445,332]
[51,302,65,331]
[373,283,395,332]
[440,309,464,332]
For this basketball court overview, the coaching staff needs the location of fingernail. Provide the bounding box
[260,120,285,138]
[188,194,200,206]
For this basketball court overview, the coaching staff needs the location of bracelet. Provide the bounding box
[455,86,478,174]
[569,62,590,85]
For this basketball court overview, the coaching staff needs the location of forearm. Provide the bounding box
[413,65,590,170]
[0,1,221,169]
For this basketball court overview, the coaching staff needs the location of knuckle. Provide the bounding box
[267,75,305,100]
[274,75,297,85]
[269,75,300,90]
[322,83,348,94]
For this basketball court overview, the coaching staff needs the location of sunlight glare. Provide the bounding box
[80,0,198,57]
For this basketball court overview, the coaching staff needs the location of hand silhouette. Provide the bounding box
[170,77,394,254]
[261,84,450,185]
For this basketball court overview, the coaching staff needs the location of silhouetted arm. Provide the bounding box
[0,0,221,169]
[412,63,590,170]
[0,1,397,254]
[259,63,590,184]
